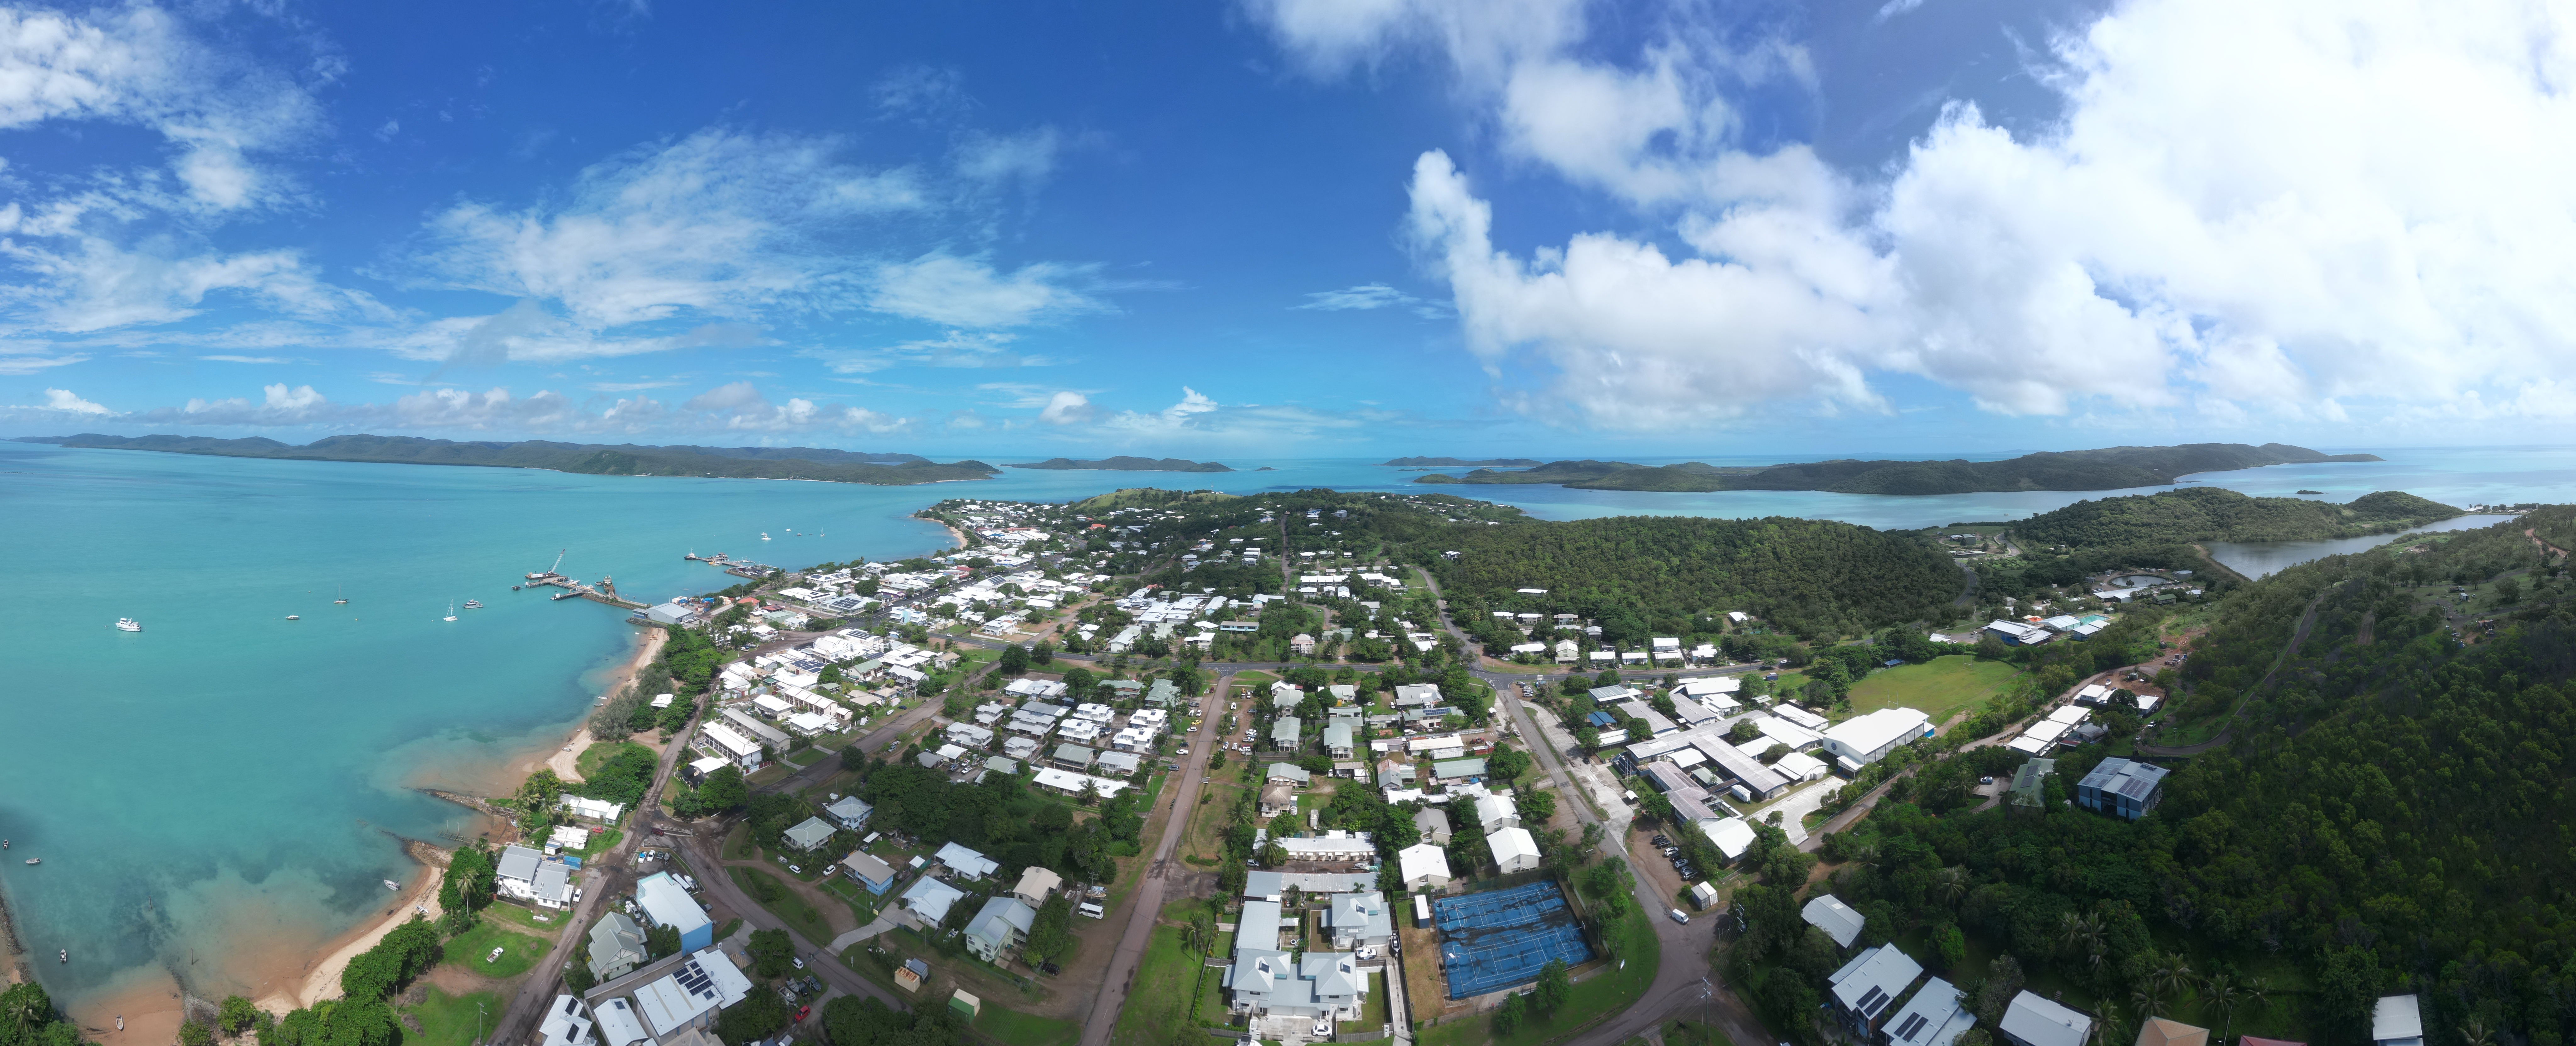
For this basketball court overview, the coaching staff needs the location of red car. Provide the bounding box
[794,1007,811,1023]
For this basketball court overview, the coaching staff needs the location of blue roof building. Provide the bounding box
[2075,757,2170,820]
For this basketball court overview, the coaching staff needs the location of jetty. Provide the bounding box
[519,552,646,610]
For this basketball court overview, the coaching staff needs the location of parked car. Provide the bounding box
[486,947,505,963]
[1040,961,1062,975]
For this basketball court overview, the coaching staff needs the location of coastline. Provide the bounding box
[267,843,449,1013]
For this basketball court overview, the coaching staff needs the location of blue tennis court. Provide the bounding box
[1432,881,1593,999]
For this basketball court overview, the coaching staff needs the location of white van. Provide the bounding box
[1668,908,1690,925]
[1078,902,1106,919]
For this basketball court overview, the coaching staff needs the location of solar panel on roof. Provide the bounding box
[1896,1014,1930,1040]
[1857,987,1889,1015]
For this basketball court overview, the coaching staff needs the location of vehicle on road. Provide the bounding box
[1669,908,1691,924]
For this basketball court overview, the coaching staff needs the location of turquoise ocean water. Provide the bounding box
[1,441,2569,1007]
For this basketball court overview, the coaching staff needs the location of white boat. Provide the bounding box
[760,531,771,541]
[462,599,484,609]
[285,615,300,621]
[383,879,400,891]
[114,618,141,632]
[443,600,458,622]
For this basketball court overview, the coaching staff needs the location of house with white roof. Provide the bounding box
[536,995,597,1046]
[1821,707,1933,771]
[963,896,1038,961]
[2373,995,2423,1046]
[935,842,1000,880]
[1488,825,1540,872]
[1326,891,1394,949]
[631,948,755,1037]
[1472,792,1518,831]
[1826,943,1925,1034]
[1885,978,1976,1046]
[783,817,836,851]
[824,795,873,831]
[1697,816,1756,861]
[633,872,711,952]
[2000,992,2095,1046]
[697,722,764,773]
[899,875,968,924]
[1802,893,1866,948]
[1396,843,1451,889]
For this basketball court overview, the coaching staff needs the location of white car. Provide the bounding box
[486,946,506,963]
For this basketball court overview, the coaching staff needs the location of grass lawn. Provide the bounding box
[975,1007,1083,1046]
[1228,670,1277,688]
[728,866,835,944]
[748,763,796,787]
[478,901,569,933]
[724,823,755,859]
[400,987,502,1046]
[1109,900,1211,1046]
[1418,910,1662,1046]
[578,829,625,857]
[577,740,654,778]
[716,917,743,944]
[441,922,549,980]
[1843,656,2020,727]
[785,748,824,767]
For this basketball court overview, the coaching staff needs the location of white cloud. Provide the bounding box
[39,388,109,414]
[801,331,1062,375]
[1294,282,1451,318]
[0,238,392,333]
[1037,390,1094,425]
[0,351,86,374]
[200,355,293,363]
[1271,0,2576,430]
[867,253,1106,328]
[412,129,926,329]
[955,128,1060,186]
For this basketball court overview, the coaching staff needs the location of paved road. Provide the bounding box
[1075,675,1235,1046]
[676,828,909,1010]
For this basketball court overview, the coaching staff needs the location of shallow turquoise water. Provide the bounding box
[0,441,2564,1006]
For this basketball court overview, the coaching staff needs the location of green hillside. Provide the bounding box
[18,433,998,485]
[1411,443,2384,495]
[2014,487,2461,547]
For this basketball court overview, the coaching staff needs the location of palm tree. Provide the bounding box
[2059,910,2106,962]
[2132,989,2168,1020]
[1935,866,1972,907]
[2203,973,2248,1043]
[2462,1019,2496,1046]
[2147,952,2195,1006]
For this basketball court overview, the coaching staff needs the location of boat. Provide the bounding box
[463,599,484,609]
[760,532,771,541]
[512,585,521,591]
[114,618,141,632]
[334,584,347,605]
[24,858,36,865]
[552,591,582,601]
[383,879,400,891]
[285,615,300,621]
[443,600,458,622]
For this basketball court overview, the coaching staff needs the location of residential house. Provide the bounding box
[1276,832,1375,863]
[1326,891,1393,950]
[929,841,999,880]
[1430,757,1486,784]
[2374,996,2423,1046]
[1396,843,1452,889]
[1323,719,1356,759]
[783,817,836,852]
[1288,634,1317,655]
[2001,993,2095,1046]
[1488,826,1540,872]
[1412,807,1452,845]
[2136,1019,2209,1046]
[1266,763,1313,787]
[536,996,598,1046]
[631,949,755,1038]
[1802,893,1865,948]
[1391,683,1443,708]
[1242,872,1375,901]
[825,795,874,831]
[1272,716,1304,751]
[1095,751,1142,776]
[633,872,712,953]
[1885,979,1977,1046]
[963,896,1038,962]
[1051,744,1097,772]
[496,845,575,909]
[1226,902,1366,1020]
[1011,867,1062,908]
[1472,792,1518,831]
[839,851,898,895]
[899,876,967,925]
[1826,944,1925,1034]
[697,722,764,774]
[585,912,648,982]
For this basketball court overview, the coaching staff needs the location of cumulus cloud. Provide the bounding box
[0,238,392,333]
[1037,390,1095,425]
[35,388,109,414]
[1265,0,2576,430]
[867,253,1105,328]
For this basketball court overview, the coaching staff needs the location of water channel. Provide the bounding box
[2203,514,2518,579]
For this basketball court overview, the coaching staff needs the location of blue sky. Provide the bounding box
[0,0,2572,459]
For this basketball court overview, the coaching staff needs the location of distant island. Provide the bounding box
[2013,487,2461,547]
[15,433,1000,485]
[1381,456,1544,467]
[1415,443,2383,496]
[1006,456,1232,473]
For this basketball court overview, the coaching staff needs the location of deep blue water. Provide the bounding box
[0,441,2566,1008]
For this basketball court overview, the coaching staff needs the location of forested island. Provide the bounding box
[1381,456,1543,466]
[1005,456,1232,472]
[1416,443,2383,495]
[2015,487,2462,547]
[15,433,1000,484]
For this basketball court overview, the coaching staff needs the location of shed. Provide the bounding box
[2373,995,2423,1046]
[1802,893,1866,948]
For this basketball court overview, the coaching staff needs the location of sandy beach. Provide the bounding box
[499,626,666,792]
[269,850,448,1013]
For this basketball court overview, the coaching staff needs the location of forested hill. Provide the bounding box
[1425,515,1963,639]
[1416,443,2380,495]
[2014,487,2461,547]
[1005,456,1231,472]
[1800,511,2576,1046]
[16,433,999,485]
[1383,456,1543,467]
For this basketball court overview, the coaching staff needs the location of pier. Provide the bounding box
[521,571,647,610]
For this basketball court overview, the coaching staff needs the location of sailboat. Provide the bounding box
[334,584,347,606]
[760,531,772,541]
[443,600,458,622]
[285,614,300,621]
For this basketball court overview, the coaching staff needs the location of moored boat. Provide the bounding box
[114,618,141,632]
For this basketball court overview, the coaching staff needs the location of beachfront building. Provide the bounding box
[587,912,648,982]
[633,872,713,953]
[496,844,577,909]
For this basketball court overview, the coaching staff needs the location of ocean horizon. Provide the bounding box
[2,440,2571,1017]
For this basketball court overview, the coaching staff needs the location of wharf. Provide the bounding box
[520,572,647,610]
